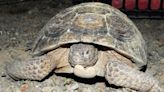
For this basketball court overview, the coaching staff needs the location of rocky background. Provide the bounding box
[0,0,163,92]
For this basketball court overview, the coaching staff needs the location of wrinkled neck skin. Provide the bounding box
[69,43,98,68]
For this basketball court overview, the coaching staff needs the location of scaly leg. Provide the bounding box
[6,48,69,81]
[6,55,57,81]
[105,60,162,92]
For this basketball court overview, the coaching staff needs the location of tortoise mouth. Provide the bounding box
[73,65,97,78]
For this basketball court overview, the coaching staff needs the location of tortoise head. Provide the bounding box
[69,43,98,68]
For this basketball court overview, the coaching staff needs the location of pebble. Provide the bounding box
[66,82,79,91]
[159,58,164,64]
[42,87,55,92]
[95,82,106,92]
[79,87,92,92]
[20,83,29,92]
[148,51,161,62]
[159,73,164,81]
[51,86,64,92]
[156,46,164,57]
[25,87,41,92]
[157,33,164,46]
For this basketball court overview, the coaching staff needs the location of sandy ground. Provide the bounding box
[0,0,163,92]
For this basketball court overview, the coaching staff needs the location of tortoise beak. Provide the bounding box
[73,65,96,78]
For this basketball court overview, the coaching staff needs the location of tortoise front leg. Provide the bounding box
[105,60,162,92]
[6,55,57,81]
[6,48,69,81]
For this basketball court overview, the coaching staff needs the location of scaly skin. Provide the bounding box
[6,47,68,81]
[6,55,56,81]
[105,60,162,92]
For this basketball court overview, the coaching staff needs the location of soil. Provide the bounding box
[0,0,163,92]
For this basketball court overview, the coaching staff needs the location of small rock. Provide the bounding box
[79,87,92,92]
[66,82,79,91]
[42,87,54,92]
[28,8,39,15]
[38,77,56,87]
[0,31,2,35]
[20,83,29,92]
[146,64,158,76]
[159,58,164,64]
[159,73,164,82]
[148,51,160,62]
[15,32,19,36]
[25,86,41,92]
[95,82,106,92]
[5,86,20,92]
[25,41,33,51]
[0,65,7,78]
[52,86,65,92]
[71,83,79,90]
[157,33,164,46]
[64,78,73,86]
[156,46,164,57]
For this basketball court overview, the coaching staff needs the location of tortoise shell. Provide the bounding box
[32,2,147,68]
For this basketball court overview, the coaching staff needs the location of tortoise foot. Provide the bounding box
[105,60,162,92]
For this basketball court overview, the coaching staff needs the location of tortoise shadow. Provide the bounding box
[55,73,122,89]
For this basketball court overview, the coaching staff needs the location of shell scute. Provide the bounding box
[106,15,134,41]
[70,14,108,36]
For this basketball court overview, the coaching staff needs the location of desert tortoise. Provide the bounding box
[6,2,162,92]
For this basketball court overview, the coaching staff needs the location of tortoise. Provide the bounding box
[6,2,162,92]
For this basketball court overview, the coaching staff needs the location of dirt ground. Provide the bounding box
[0,0,163,92]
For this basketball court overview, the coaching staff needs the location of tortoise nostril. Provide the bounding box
[86,50,89,54]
